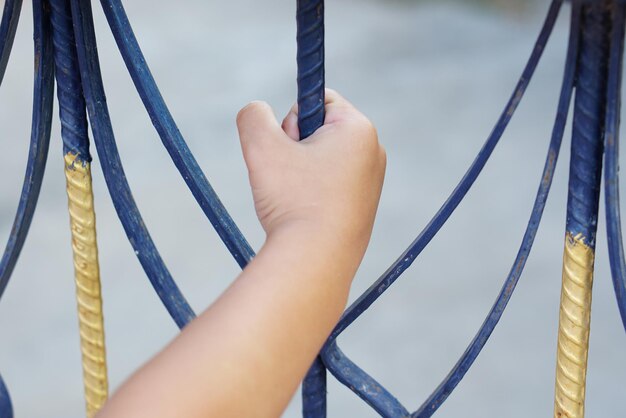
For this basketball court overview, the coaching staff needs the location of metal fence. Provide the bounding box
[0,0,624,417]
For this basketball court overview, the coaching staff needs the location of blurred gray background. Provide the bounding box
[0,0,625,416]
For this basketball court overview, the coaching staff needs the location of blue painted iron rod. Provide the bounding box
[49,0,91,160]
[0,0,54,300]
[302,357,326,418]
[0,0,22,84]
[328,0,563,342]
[323,342,410,418]
[0,373,12,418]
[69,0,195,328]
[319,3,579,415]
[603,1,626,329]
[553,3,610,415]
[0,1,53,412]
[296,0,327,416]
[562,3,609,251]
[297,0,325,139]
[98,0,255,268]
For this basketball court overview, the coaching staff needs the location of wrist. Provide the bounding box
[260,220,365,286]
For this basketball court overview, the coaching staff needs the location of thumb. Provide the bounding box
[236,101,283,158]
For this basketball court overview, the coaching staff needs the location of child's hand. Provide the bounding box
[237,89,386,254]
[97,90,386,418]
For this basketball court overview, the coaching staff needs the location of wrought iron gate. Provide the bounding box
[0,1,624,417]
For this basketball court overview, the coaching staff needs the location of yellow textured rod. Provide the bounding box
[64,153,108,417]
[554,233,595,418]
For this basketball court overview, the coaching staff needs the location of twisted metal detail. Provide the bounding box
[554,233,594,418]
[296,0,325,139]
[554,2,611,417]
[64,153,108,417]
[297,0,327,414]
[72,0,197,329]
[50,0,108,415]
[50,0,90,158]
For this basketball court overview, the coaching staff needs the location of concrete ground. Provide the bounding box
[0,0,624,416]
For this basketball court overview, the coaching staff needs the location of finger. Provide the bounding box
[281,103,300,141]
[324,88,353,108]
[319,89,366,127]
[236,101,283,157]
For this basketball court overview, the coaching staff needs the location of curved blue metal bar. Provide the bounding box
[604,1,626,329]
[296,0,327,416]
[98,0,254,268]
[0,1,52,413]
[318,4,580,415]
[297,0,325,139]
[328,0,562,343]
[69,0,194,328]
[0,373,12,418]
[0,0,54,299]
[0,0,22,84]
[412,3,580,416]
[309,1,561,415]
[323,342,410,418]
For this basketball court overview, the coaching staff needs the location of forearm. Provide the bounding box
[97,89,384,418]
[98,225,362,418]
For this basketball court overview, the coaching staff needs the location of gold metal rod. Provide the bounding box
[64,153,108,417]
[554,233,594,418]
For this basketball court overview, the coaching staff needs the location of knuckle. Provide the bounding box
[237,100,269,124]
[379,145,387,167]
[358,117,378,145]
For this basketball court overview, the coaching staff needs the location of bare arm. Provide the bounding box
[96,89,386,418]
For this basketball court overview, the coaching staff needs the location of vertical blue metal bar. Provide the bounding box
[564,3,608,252]
[553,2,610,417]
[604,1,626,330]
[49,0,90,161]
[0,0,22,84]
[0,0,54,299]
[97,0,255,268]
[297,0,325,140]
[0,373,12,418]
[297,0,327,416]
[69,0,195,329]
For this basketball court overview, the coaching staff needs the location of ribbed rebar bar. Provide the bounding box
[63,154,108,417]
[296,0,324,140]
[554,3,611,417]
[296,0,327,416]
[49,0,108,415]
